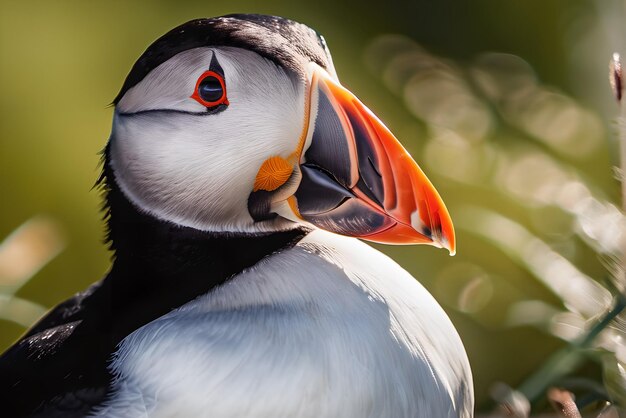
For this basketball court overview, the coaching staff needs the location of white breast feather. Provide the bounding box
[91,230,473,418]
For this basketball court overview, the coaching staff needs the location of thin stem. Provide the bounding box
[576,293,626,349]
[517,294,626,403]
[617,68,626,296]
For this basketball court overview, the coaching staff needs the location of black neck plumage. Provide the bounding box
[97,147,309,341]
[0,151,308,417]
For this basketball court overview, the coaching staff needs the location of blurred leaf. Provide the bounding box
[602,354,626,408]
[0,294,46,328]
[0,216,65,293]
[0,217,64,330]
[458,207,612,318]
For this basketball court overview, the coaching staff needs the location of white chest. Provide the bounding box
[92,231,473,418]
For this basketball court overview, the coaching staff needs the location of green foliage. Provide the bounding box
[1,0,624,414]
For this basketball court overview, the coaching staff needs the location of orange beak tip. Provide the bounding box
[430,237,455,256]
[440,226,456,256]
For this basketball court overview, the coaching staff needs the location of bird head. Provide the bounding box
[108,14,455,254]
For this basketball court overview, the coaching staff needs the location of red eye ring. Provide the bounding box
[191,70,229,108]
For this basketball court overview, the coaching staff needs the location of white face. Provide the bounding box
[110,47,308,233]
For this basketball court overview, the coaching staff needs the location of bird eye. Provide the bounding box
[191,71,229,108]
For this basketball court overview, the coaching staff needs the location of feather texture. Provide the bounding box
[93,230,473,418]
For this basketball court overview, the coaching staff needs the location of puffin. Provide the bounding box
[0,14,473,418]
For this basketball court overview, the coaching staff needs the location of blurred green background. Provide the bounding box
[1,0,625,414]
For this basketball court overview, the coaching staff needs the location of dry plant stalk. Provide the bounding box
[547,388,582,418]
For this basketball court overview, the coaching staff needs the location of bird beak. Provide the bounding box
[279,65,455,254]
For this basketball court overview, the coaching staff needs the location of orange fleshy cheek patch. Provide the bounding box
[253,156,294,192]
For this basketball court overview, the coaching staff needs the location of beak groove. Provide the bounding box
[289,66,456,254]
